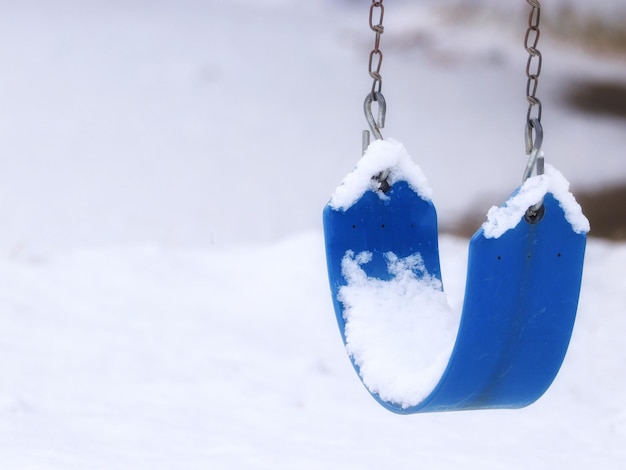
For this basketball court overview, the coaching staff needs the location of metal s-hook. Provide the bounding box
[362,92,390,192]
[523,117,544,182]
[523,118,545,222]
[364,91,386,141]
[362,92,386,154]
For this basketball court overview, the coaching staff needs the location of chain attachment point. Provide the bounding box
[363,91,390,192]
[523,118,545,219]
[362,1,390,192]
[523,1,545,220]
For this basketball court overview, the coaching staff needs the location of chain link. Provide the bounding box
[525,0,542,124]
[368,1,384,94]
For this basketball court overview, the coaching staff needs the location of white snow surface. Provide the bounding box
[3,234,626,469]
[0,0,625,469]
[339,250,458,408]
[329,139,432,211]
[482,164,591,238]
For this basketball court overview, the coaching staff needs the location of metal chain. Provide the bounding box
[523,0,545,215]
[525,0,543,125]
[368,1,385,95]
[363,0,386,144]
[364,0,389,191]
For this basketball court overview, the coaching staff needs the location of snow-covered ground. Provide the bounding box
[1,235,625,469]
[0,1,625,468]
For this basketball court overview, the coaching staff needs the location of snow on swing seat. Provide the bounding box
[323,140,589,413]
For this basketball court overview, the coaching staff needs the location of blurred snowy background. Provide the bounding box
[0,1,625,468]
[0,0,625,256]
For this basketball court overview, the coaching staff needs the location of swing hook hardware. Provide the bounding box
[523,118,545,222]
[523,117,544,181]
[364,91,386,142]
[522,1,545,222]
[363,91,391,192]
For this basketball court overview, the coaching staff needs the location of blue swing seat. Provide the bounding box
[323,180,586,413]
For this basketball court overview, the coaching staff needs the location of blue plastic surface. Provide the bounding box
[323,181,586,413]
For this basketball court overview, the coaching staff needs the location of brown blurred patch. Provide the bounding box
[576,185,626,240]
[446,184,626,240]
[562,80,626,119]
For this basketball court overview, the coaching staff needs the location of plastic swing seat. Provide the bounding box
[323,165,587,414]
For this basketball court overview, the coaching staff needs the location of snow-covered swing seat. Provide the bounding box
[323,136,588,414]
[323,0,588,414]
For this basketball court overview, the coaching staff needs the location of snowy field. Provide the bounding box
[0,0,625,468]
